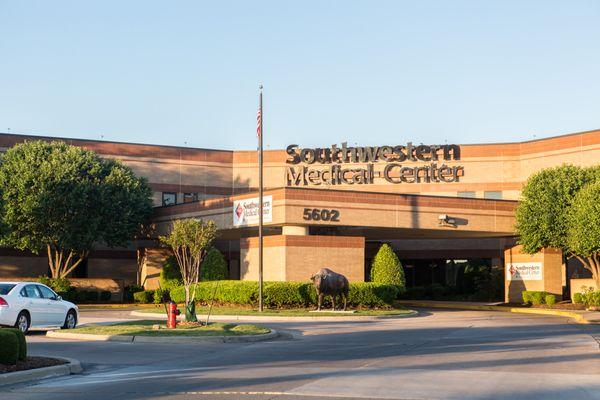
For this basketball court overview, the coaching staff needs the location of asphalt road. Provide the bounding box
[4,308,600,400]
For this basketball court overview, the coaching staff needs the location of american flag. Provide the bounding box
[256,104,262,138]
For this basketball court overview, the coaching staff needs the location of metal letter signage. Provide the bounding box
[233,195,273,227]
[506,262,543,281]
[285,142,464,187]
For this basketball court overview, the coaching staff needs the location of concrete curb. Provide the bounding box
[396,301,599,324]
[45,329,279,343]
[129,310,419,322]
[46,330,134,342]
[0,356,82,387]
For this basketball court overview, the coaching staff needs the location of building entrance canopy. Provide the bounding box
[154,187,517,238]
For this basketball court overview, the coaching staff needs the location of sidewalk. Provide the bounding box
[397,300,600,324]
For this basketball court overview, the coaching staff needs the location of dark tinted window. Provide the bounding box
[23,285,42,298]
[0,284,15,295]
[37,285,57,300]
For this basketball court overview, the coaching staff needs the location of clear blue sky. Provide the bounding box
[1,1,599,150]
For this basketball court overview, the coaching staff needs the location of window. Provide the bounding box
[183,193,199,203]
[484,191,502,200]
[21,285,42,298]
[457,191,476,198]
[0,284,15,295]
[162,192,177,206]
[37,285,58,300]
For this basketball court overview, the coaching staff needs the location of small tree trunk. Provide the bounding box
[46,246,87,279]
[577,255,600,290]
[185,284,190,306]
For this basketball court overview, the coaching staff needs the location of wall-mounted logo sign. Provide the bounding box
[506,262,543,281]
[233,195,273,227]
[285,142,464,186]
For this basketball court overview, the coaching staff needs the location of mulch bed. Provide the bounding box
[0,357,68,374]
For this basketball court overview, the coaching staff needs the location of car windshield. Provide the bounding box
[0,284,16,295]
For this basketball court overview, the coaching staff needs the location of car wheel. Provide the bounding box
[62,310,77,329]
[15,312,30,334]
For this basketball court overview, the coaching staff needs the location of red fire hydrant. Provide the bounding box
[167,301,180,329]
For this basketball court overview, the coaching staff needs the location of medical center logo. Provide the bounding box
[233,196,273,227]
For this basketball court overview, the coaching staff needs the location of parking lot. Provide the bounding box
[2,308,599,400]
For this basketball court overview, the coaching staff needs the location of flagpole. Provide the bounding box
[258,84,264,312]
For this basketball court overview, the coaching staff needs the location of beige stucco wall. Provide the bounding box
[141,248,172,290]
[570,278,598,302]
[504,245,563,303]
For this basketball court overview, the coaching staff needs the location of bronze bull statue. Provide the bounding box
[310,268,349,311]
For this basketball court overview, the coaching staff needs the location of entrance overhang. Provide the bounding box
[153,187,517,238]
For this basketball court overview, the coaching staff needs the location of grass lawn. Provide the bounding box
[136,305,414,317]
[73,320,270,336]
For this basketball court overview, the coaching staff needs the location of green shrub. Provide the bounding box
[170,280,398,308]
[201,247,229,281]
[428,283,446,299]
[522,291,549,305]
[99,291,112,302]
[347,282,399,307]
[573,292,583,304]
[401,286,426,299]
[84,291,99,303]
[170,281,257,304]
[370,244,405,288]
[3,328,26,360]
[38,276,72,293]
[0,330,19,365]
[124,285,144,303]
[160,256,182,291]
[545,294,557,306]
[581,290,600,308]
[133,290,154,304]
[153,288,171,304]
[264,282,312,308]
[530,291,546,306]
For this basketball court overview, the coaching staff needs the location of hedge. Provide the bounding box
[169,280,399,308]
[573,292,583,304]
[3,328,26,360]
[133,290,155,304]
[0,330,20,365]
[545,294,557,306]
[522,291,554,306]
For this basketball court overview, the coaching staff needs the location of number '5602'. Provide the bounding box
[302,208,340,222]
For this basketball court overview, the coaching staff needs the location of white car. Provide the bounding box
[0,281,79,334]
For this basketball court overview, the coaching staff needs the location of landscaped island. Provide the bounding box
[71,320,270,337]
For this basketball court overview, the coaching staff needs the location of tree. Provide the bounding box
[370,244,405,288]
[515,164,600,287]
[160,219,218,321]
[515,165,592,253]
[566,181,600,287]
[200,247,228,281]
[0,141,153,278]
